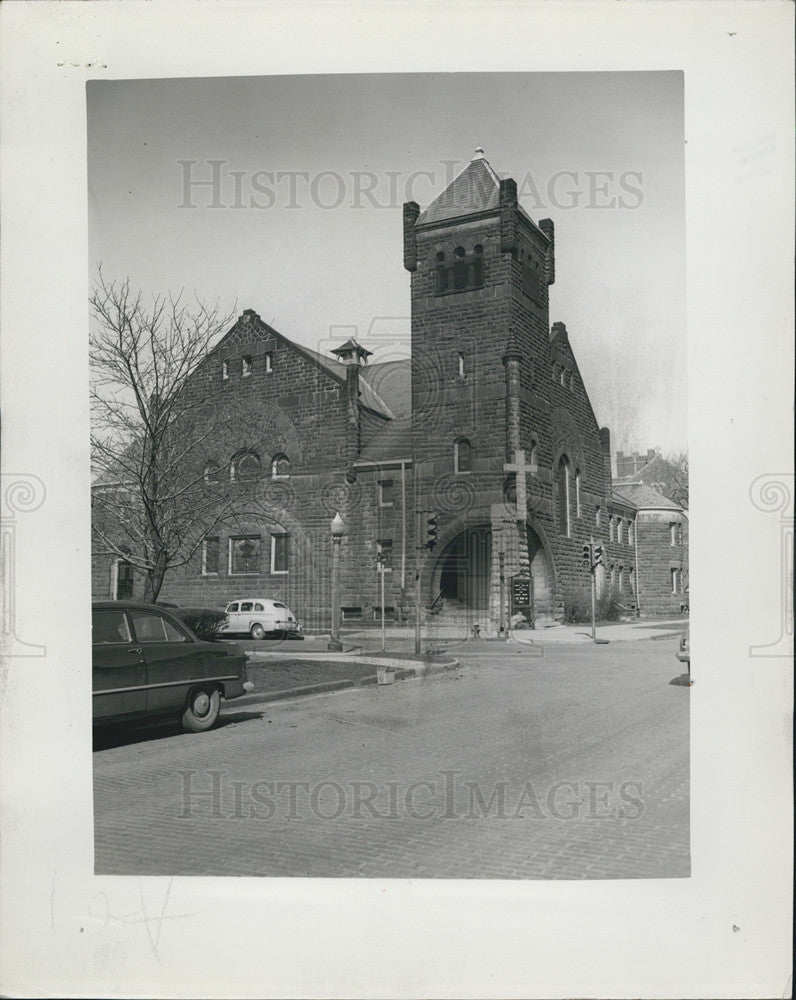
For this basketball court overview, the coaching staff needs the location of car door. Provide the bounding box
[224,602,241,634]
[92,608,147,719]
[128,609,204,715]
[238,600,255,633]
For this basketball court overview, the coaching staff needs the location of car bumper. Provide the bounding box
[676,651,690,663]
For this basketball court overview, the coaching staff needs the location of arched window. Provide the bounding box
[575,468,582,518]
[608,516,615,542]
[271,453,290,479]
[232,451,260,481]
[452,246,469,291]
[595,505,602,527]
[454,438,472,474]
[472,244,484,286]
[435,252,449,294]
[628,521,635,546]
[529,439,538,468]
[204,460,221,484]
[616,519,623,544]
[556,455,571,536]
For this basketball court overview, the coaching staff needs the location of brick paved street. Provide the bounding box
[94,637,689,879]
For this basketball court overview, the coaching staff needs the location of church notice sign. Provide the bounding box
[511,574,533,627]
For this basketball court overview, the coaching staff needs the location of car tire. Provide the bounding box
[182,687,221,732]
[250,623,265,640]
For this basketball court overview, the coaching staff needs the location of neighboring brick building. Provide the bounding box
[92,151,688,628]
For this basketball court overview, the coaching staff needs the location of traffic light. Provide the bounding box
[582,542,593,568]
[593,543,604,566]
[424,513,440,550]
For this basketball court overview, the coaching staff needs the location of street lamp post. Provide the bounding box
[328,512,345,652]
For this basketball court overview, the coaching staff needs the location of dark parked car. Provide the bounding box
[676,624,690,681]
[92,601,253,732]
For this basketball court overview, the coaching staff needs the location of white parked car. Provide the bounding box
[220,598,303,640]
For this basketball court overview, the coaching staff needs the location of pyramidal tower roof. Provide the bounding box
[416,148,502,226]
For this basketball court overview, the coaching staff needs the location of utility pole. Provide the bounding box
[379,557,386,653]
[590,534,597,642]
[498,550,506,638]
[414,506,422,655]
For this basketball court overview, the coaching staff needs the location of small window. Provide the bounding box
[202,536,219,575]
[230,536,261,575]
[575,469,582,518]
[254,602,265,611]
[242,356,253,377]
[92,609,131,644]
[616,519,623,545]
[264,352,273,373]
[595,506,602,527]
[671,568,679,594]
[670,522,677,546]
[560,368,567,386]
[222,360,229,380]
[130,611,187,643]
[271,534,289,574]
[234,452,260,481]
[454,438,472,474]
[163,618,189,643]
[273,602,287,609]
[618,566,624,592]
[628,522,635,546]
[240,601,254,612]
[457,352,465,378]
[377,539,393,571]
[608,517,615,542]
[227,603,240,613]
[271,453,290,479]
[378,479,395,506]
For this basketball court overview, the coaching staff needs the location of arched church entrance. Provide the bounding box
[524,523,554,620]
[435,525,492,611]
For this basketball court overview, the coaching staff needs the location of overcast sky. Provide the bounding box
[88,72,686,454]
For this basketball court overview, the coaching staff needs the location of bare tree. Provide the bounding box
[90,270,245,600]
[656,449,689,508]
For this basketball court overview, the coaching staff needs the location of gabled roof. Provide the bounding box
[214,312,397,420]
[358,417,413,464]
[360,359,411,419]
[416,153,502,226]
[613,483,683,511]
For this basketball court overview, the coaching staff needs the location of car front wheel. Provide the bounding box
[250,623,265,640]
[182,687,221,732]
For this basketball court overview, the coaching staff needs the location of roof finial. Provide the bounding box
[474,146,485,159]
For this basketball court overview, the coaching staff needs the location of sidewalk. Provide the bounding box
[238,618,686,657]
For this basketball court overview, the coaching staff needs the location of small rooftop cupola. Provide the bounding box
[331,337,372,366]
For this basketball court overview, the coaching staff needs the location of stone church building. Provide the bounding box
[92,152,688,630]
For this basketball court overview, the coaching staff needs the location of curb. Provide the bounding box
[228,657,461,710]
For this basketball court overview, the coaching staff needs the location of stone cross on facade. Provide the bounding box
[503,449,536,522]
